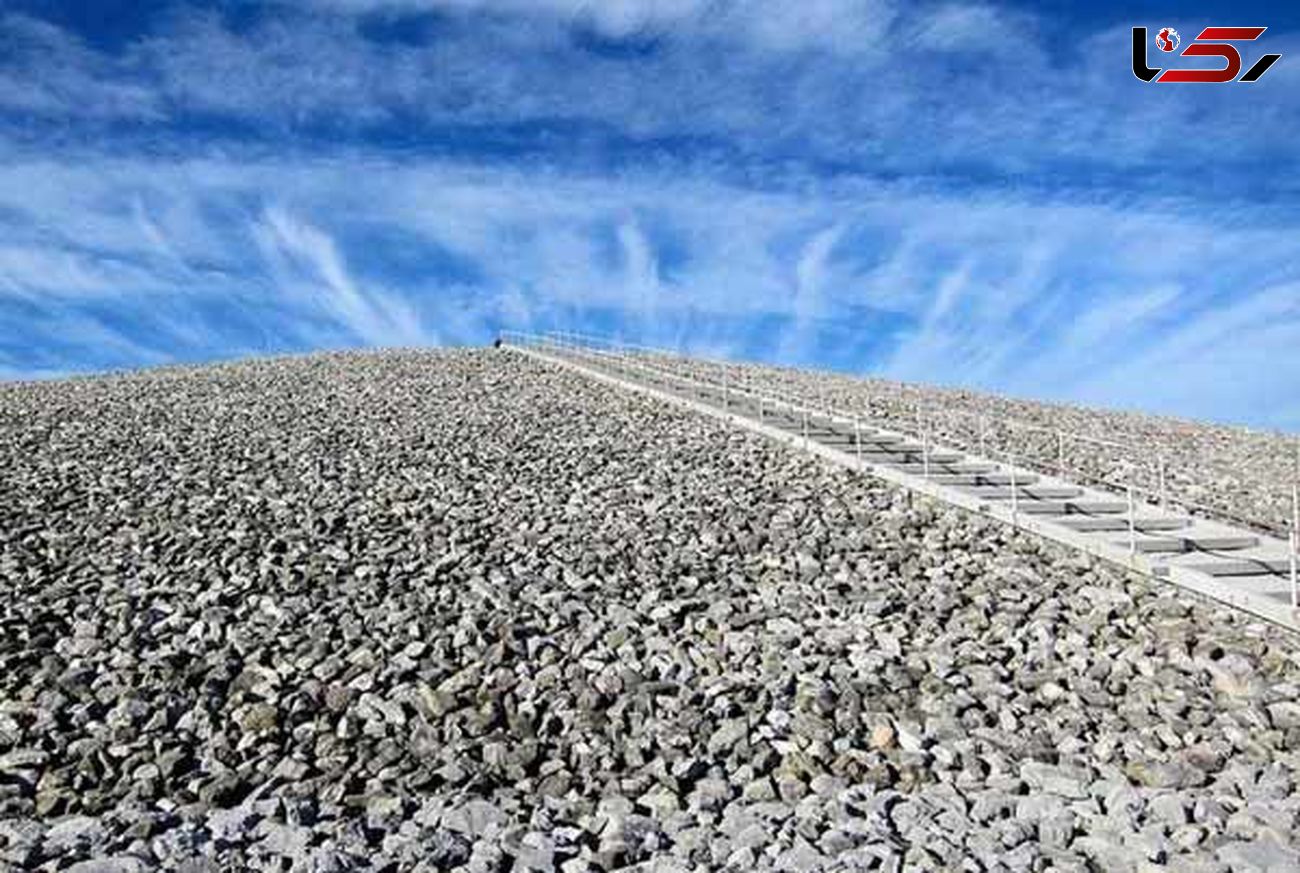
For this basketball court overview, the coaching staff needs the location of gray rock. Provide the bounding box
[1215,837,1300,872]
[1039,810,1076,850]
[515,832,556,872]
[43,815,107,853]
[1147,793,1190,828]
[65,859,149,873]
[1020,762,1090,799]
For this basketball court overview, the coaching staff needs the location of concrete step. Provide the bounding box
[926,472,1041,486]
[883,451,965,464]
[758,417,898,441]
[1117,535,1261,554]
[1015,500,1131,515]
[765,431,913,459]
[812,432,905,448]
[962,485,1085,500]
[892,462,997,475]
[791,449,923,464]
[1055,517,1192,533]
[1181,559,1295,578]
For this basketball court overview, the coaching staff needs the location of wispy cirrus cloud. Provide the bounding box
[254,206,434,347]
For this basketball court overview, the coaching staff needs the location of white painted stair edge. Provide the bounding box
[505,342,1300,634]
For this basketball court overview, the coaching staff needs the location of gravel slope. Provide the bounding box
[2,349,1299,872]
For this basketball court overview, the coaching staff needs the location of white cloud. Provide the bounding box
[616,218,663,326]
[254,206,433,347]
[776,223,842,361]
[1070,284,1300,427]
[304,0,895,54]
[0,245,173,298]
[911,3,1029,52]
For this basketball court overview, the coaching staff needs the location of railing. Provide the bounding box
[500,329,1300,599]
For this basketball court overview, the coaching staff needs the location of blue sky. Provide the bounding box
[1,0,1298,429]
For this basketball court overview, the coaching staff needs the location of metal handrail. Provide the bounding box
[503,329,1299,594]
[523,329,1297,534]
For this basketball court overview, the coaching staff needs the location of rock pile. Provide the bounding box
[1,349,1298,871]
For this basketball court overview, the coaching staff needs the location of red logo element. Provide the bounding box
[1132,26,1281,83]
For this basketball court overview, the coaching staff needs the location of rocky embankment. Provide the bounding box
[1,349,1298,871]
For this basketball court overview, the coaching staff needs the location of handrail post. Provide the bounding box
[1158,457,1168,509]
[1009,451,1018,527]
[1291,483,1298,609]
[923,420,930,479]
[1127,480,1137,559]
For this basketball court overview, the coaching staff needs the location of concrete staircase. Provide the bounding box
[504,338,1300,632]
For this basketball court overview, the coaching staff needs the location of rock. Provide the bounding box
[1148,794,1189,827]
[65,859,149,873]
[688,778,732,811]
[207,803,260,843]
[1039,810,1075,850]
[774,838,825,872]
[732,823,769,850]
[1266,701,1300,731]
[896,722,926,753]
[708,719,748,756]
[43,815,106,853]
[1020,762,1090,799]
[515,832,556,872]
[1215,837,1299,872]
[1125,760,1204,790]
[1171,824,1206,851]
[869,724,896,751]
[776,773,807,803]
[0,749,49,772]
[365,795,404,831]
[234,703,279,734]
[442,799,505,835]
[198,773,249,808]
[1073,835,1143,871]
[637,785,679,818]
[254,821,311,861]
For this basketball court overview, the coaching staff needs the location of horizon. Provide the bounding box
[2,0,1299,431]
[5,337,1294,438]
